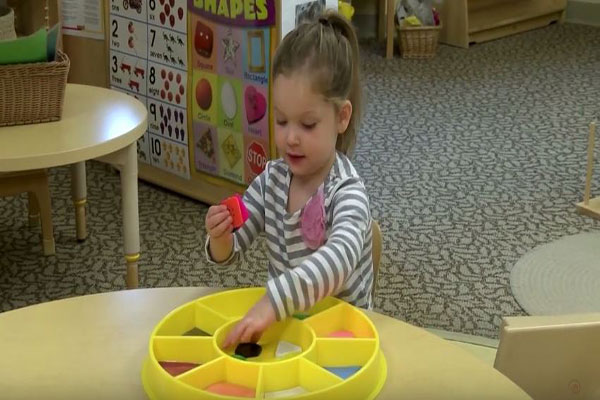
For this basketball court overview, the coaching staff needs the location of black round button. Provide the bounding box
[235,342,262,358]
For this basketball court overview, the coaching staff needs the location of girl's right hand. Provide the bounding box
[205,205,233,239]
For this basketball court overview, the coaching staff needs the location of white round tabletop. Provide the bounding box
[0,84,148,172]
[0,287,532,399]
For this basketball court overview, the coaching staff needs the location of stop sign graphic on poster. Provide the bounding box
[247,141,267,175]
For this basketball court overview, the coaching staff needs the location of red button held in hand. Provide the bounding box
[221,194,249,229]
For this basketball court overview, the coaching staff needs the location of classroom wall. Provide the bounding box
[63,35,109,87]
[8,0,59,34]
[566,0,600,25]
[60,0,109,87]
[351,0,378,39]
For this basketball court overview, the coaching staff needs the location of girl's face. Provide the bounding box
[273,73,351,182]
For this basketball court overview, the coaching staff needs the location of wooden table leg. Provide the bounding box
[34,172,56,256]
[96,143,141,288]
[71,162,87,241]
[386,0,395,59]
[120,143,140,289]
[27,191,40,227]
[1,171,54,255]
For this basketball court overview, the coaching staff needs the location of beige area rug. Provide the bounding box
[510,233,600,315]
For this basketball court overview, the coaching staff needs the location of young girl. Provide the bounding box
[205,11,373,348]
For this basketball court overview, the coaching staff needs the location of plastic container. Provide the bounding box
[142,288,387,399]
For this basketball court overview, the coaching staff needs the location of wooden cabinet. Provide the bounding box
[8,0,59,34]
[439,0,567,48]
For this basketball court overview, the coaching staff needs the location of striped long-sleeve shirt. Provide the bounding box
[206,152,373,320]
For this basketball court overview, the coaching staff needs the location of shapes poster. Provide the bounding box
[189,0,275,186]
[109,0,190,179]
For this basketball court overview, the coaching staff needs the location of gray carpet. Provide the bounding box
[1,23,600,338]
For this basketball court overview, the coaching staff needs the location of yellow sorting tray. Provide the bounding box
[142,288,387,399]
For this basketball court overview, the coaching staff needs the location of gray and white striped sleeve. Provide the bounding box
[204,164,268,264]
[266,177,370,320]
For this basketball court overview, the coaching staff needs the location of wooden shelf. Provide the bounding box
[440,0,567,48]
[468,0,565,33]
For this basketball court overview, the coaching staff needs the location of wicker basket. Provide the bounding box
[0,50,70,127]
[0,6,16,40]
[398,24,442,59]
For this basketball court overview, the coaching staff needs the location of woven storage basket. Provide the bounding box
[0,50,70,127]
[398,24,442,59]
[0,6,16,40]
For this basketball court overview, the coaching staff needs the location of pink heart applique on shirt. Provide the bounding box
[300,186,326,250]
[244,86,266,124]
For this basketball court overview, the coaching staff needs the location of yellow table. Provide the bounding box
[0,84,148,287]
[0,288,531,399]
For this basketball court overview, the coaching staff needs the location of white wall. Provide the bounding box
[567,0,600,26]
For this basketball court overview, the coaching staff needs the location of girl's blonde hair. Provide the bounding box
[272,10,362,156]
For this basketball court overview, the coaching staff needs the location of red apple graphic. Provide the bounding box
[195,79,212,111]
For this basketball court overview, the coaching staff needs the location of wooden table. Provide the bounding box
[0,288,532,399]
[0,84,148,288]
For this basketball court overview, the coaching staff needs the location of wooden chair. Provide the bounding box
[494,313,600,399]
[0,170,55,255]
[371,220,382,299]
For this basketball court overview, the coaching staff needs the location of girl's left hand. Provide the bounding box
[222,295,276,348]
